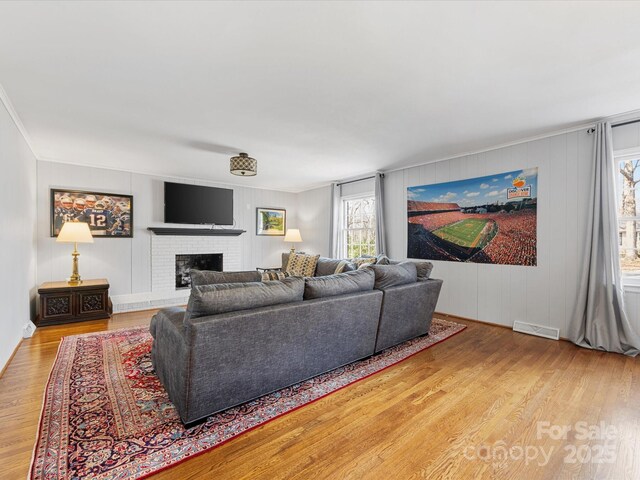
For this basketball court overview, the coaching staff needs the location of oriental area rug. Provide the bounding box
[30,317,465,479]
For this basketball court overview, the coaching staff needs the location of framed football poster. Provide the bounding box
[50,189,133,238]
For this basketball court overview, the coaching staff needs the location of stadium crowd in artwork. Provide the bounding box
[407,199,537,266]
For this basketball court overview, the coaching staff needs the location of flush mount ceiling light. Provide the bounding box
[230,152,257,176]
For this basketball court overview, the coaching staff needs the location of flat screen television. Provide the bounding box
[164,182,234,225]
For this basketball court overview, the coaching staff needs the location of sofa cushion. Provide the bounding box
[303,269,375,299]
[186,277,304,319]
[369,262,418,289]
[315,257,356,276]
[190,269,261,287]
[414,261,434,280]
[286,252,320,277]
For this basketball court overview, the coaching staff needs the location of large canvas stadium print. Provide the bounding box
[407,168,537,266]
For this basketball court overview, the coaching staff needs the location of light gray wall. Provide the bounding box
[295,129,640,337]
[36,161,298,296]
[0,101,37,372]
[384,131,593,338]
[295,179,375,259]
[341,177,374,197]
[297,185,331,257]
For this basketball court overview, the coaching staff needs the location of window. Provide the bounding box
[616,154,640,282]
[342,195,376,258]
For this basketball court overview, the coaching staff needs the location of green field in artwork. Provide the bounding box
[432,219,489,248]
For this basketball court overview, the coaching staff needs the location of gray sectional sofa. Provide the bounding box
[150,259,442,424]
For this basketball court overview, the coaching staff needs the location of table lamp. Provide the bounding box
[284,228,303,254]
[56,221,94,285]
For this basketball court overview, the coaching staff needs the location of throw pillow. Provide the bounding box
[286,252,320,277]
[314,257,344,277]
[334,259,351,274]
[375,254,391,265]
[352,257,376,269]
[369,262,418,289]
[414,261,434,280]
[261,271,290,282]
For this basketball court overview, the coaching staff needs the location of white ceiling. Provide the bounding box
[1,1,640,192]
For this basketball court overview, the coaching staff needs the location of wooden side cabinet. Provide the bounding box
[37,278,112,326]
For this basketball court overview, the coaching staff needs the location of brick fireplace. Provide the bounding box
[151,235,241,292]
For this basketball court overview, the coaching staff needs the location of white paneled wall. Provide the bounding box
[341,177,375,197]
[33,123,640,332]
[297,186,331,257]
[0,99,37,372]
[36,161,298,307]
[383,130,596,338]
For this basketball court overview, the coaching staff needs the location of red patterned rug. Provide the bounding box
[30,317,465,479]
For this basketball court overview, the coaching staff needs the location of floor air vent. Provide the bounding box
[512,321,560,340]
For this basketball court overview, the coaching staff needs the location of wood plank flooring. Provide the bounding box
[1,310,639,479]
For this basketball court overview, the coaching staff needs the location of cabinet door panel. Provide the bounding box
[43,294,73,318]
[78,291,108,315]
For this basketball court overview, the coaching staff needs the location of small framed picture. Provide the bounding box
[256,208,286,236]
[51,189,133,238]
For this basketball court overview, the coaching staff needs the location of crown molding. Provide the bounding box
[37,155,304,194]
[608,108,640,126]
[0,82,39,160]
[382,120,600,176]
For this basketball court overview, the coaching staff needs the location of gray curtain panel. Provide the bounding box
[329,182,341,258]
[569,122,640,356]
[374,172,387,255]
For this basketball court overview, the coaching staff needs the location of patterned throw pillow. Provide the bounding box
[286,253,321,277]
[261,271,290,282]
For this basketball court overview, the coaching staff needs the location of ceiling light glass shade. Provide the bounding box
[230,152,257,176]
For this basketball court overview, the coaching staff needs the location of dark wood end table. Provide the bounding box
[37,278,113,326]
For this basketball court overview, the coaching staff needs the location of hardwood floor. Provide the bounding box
[1,310,639,479]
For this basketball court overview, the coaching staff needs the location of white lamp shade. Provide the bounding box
[284,228,303,243]
[56,221,94,243]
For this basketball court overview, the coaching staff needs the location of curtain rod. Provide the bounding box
[612,118,640,128]
[336,174,381,187]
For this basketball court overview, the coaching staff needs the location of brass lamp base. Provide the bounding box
[68,243,83,285]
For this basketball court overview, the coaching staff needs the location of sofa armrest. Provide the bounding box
[150,306,186,339]
[150,307,191,417]
[374,278,443,352]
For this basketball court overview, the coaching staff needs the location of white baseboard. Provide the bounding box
[111,291,189,313]
[513,321,560,340]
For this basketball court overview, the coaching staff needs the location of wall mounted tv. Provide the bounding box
[164,182,234,225]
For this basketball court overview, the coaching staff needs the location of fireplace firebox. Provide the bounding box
[175,253,223,289]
